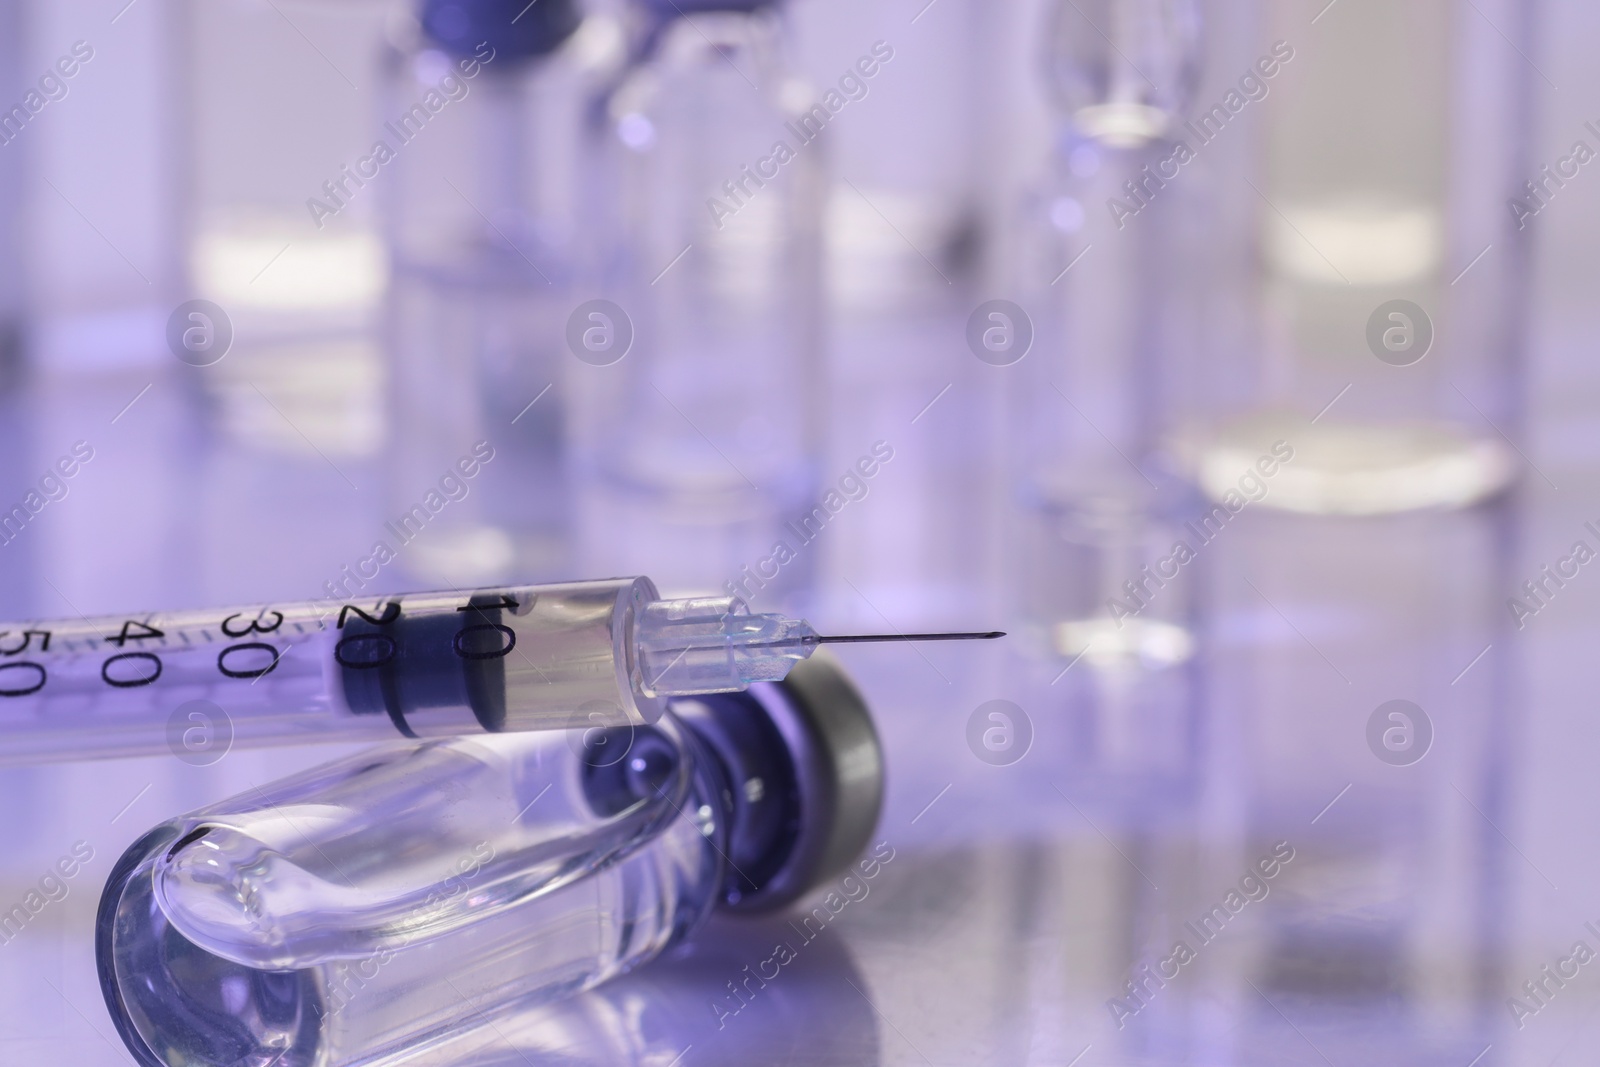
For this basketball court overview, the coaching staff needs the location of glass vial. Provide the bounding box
[180,0,391,453]
[97,654,882,1067]
[1000,0,1203,800]
[573,0,825,599]
[382,0,626,586]
[0,0,23,389]
[1165,0,1536,515]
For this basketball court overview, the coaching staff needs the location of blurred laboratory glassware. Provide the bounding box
[795,0,994,626]
[820,189,987,627]
[573,0,825,600]
[1193,501,1515,1061]
[382,0,627,586]
[999,0,1204,802]
[1166,0,1536,515]
[0,0,23,389]
[98,654,883,1067]
[0,391,33,614]
[17,0,185,375]
[788,0,984,247]
[178,0,392,453]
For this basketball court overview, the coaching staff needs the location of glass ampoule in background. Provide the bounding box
[383,0,627,586]
[1123,2,1532,1052]
[1166,0,1535,516]
[574,0,825,603]
[0,0,41,938]
[0,0,23,392]
[97,655,883,1067]
[180,0,391,455]
[786,0,1000,631]
[1000,0,1204,803]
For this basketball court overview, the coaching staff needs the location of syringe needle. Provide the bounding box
[638,607,1005,696]
[813,631,1006,644]
[729,631,1006,655]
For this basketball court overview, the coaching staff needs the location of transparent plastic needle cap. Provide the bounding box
[634,597,818,697]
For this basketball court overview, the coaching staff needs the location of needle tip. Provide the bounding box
[813,630,1007,645]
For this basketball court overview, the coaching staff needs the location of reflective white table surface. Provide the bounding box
[1,336,1599,1067]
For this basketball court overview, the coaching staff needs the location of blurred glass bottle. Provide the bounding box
[0,0,33,863]
[1177,0,1533,1053]
[1166,0,1534,515]
[797,1,991,628]
[0,0,25,390]
[382,0,627,586]
[1001,0,1203,801]
[180,0,391,452]
[573,0,824,601]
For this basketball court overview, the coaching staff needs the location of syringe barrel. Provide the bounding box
[0,577,666,765]
[340,577,665,737]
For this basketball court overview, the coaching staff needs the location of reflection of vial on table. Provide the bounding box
[1202,505,1514,1059]
[383,0,625,585]
[574,0,824,599]
[97,654,883,1067]
[364,902,881,1067]
[1003,0,1202,799]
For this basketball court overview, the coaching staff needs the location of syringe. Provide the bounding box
[0,576,999,765]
